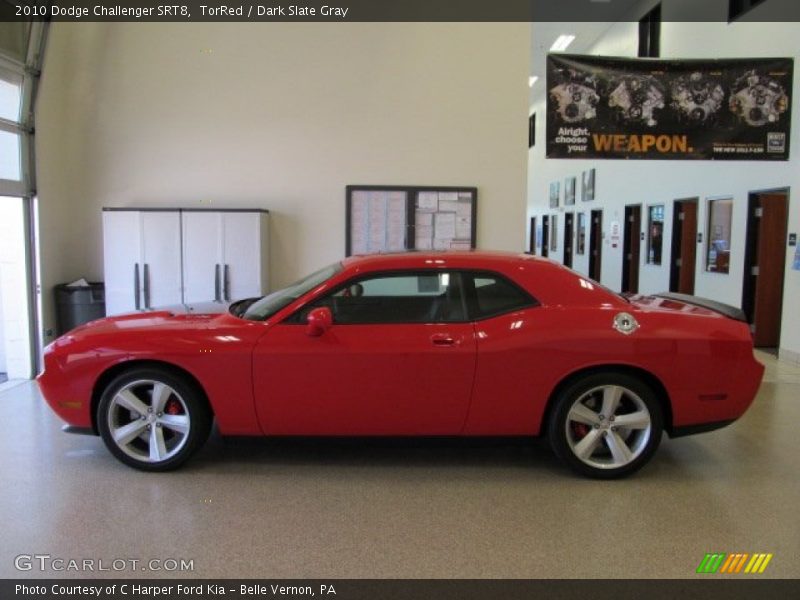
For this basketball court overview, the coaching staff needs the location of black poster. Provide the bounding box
[546,54,793,160]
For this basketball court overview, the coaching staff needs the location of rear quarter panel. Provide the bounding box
[463,303,762,435]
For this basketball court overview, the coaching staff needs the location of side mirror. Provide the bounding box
[306,307,333,337]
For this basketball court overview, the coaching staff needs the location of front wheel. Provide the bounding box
[547,372,663,479]
[97,367,212,471]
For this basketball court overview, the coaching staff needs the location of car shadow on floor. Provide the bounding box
[190,428,566,476]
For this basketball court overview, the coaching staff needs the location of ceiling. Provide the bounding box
[529,0,648,109]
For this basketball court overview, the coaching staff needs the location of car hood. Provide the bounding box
[62,303,231,338]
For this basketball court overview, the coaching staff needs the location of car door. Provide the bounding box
[457,271,544,435]
[252,271,477,435]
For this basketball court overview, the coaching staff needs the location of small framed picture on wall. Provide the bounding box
[581,168,596,202]
[565,176,576,205]
[549,181,560,208]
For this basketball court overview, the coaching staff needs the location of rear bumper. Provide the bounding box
[669,419,736,438]
[669,347,765,431]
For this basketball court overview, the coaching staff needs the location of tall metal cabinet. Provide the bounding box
[103,208,270,316]
[181,210,270,305]
[103,210,183,315]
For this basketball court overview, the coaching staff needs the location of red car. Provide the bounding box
[38,251,764,478]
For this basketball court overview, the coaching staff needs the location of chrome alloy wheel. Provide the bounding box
[564,384,652,470]
[106,379,191,464]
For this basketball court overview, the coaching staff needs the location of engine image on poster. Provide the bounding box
[729,70,790,127]
[548,69,600,123]
[546,55,793,161]
[670,72,726,124]
[608,74,665,127]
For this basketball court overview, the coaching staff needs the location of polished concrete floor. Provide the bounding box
[1,351,798,579]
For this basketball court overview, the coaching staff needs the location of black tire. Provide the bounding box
[97,367,212,471]
[547,372,663,479]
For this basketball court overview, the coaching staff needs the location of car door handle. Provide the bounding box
[430,334,457,347]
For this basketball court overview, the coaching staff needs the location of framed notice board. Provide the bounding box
[345,185,478,256]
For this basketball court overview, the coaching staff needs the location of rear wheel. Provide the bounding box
[97,367,212,471]
[548,372,663,479]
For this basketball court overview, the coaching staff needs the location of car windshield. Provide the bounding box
[239,262,342,321]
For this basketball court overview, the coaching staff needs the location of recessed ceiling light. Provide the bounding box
[550,35,576,52]
[528,76,539,87]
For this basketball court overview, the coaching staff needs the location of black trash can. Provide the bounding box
[54,282,106,336]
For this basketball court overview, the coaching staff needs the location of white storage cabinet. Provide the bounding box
[103,208,270,316]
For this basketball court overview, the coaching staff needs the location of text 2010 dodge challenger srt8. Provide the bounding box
[38,251,764,478]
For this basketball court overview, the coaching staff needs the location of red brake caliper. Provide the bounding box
[165,399,182,415]
[572,423,590,439]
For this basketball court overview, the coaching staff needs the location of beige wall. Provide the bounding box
[35,22,530,342]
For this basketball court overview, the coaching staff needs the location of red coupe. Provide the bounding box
[38,251,764,478]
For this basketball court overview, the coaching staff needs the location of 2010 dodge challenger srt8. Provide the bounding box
[38,251,764,478]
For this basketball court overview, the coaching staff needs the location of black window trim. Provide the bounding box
[282,268,540,326]
[728,0,768,23]
[638,2,661,58]
[282,269,470,325]
[462,270,540,322]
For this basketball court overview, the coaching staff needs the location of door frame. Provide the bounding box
[589,209,603,282]
[742,187,790,346]
[0,195,39,378]
[563,212,574,268]
[622,204,641,294]
[541,215,549,258]
[669,197,698,295]
[24,196,41,376]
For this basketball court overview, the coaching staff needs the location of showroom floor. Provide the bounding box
[1,351,798,579]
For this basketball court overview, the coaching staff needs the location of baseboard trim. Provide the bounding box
[778,347,800,366]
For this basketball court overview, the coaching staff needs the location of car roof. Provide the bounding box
[339,250,624,308]
[341,250,550,271]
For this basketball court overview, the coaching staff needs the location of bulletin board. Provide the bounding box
[345,185,478,256]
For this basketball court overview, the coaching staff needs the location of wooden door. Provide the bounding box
[589,210,602,282]
[751,193,789,348]
[669,199,698,295]
[622,205,641,293]
[541,216,549,258]
[563,213,574,268]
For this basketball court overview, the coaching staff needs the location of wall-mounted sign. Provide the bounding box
[547,54,793,161]
[610,220,621,249]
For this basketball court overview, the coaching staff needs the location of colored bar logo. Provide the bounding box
[697,553,773,574]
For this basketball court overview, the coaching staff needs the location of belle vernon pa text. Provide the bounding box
[15,583,338,597]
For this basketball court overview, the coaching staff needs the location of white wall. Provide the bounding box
[528,15,800,359]
[35,22,530,346]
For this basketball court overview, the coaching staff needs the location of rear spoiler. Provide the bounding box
[653,293,747,323]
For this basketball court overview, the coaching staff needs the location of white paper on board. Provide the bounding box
[417,192,439,212]
[434,213,456,240]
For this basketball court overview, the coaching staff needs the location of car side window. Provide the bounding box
[296,271,467,325]
[466,272,537,319]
